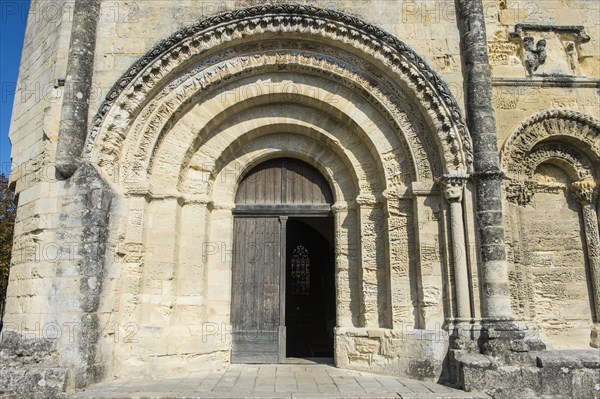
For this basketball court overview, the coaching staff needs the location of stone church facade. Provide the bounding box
[1,1,599,398]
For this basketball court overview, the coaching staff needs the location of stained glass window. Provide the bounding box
[291,244,310,295]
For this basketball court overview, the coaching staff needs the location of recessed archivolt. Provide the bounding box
[110,55,432,187]
[86,4,472,187]
[208,133,359,207]
[158,87,394,184]
[501,109,600,179]
[155,99,389,192]
[527,143,595,182]
[174,87,399,184]
[501,109,600,205]
[125,75,410,198]
[179,121,374,201]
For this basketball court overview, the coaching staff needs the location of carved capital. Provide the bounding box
[355,193,379,207]
[377,189,398,206]
[332,201,351,214]
[571,179,598,205]
[208,201,235,212]
[439,175,468,203]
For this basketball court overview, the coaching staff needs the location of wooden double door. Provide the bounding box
[230,158,335,363]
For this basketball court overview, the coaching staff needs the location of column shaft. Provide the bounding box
[449,200,471,321]
[455,0,513,321]
[581,204,600,322]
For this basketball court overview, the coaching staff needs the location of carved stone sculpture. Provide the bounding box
[523,37,547,73]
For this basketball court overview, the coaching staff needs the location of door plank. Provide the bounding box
[231,217,281,363]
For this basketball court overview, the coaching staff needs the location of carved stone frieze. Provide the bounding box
[488,42,520,66]
[85,4,472,183]
[505,180,537,206]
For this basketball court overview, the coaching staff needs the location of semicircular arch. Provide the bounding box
[86,4,472,190]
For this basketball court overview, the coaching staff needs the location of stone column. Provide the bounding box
[571,179,600,348]
[204,201,236,329]
[332,201,353,327]
[410,182,444,329]
[173,198,210,327]
[455,0,513,325]
[441,176,471,323]
[355,194,386,328]
[56,0,101,178]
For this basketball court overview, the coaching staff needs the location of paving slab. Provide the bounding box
[73,364,490,399]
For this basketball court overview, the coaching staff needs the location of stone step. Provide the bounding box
[71,364,490,399]
[72,394,489,399]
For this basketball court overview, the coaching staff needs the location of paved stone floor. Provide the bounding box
[74,363,489,398]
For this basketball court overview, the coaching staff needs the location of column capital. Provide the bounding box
[439,174,469,203]
[571,179,598,206]
[332,201,351,213]
[208,201,235,211]
[355,193,379,207]
[181,194,211,206]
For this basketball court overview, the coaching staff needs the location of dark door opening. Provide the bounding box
[285,218,335,359]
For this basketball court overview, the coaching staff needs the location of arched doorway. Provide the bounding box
[78,3,475,380]
[231,158,335,363]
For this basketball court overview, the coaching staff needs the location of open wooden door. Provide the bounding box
[230,158,333,363]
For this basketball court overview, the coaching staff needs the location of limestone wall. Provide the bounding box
[488,0,600,350]
[4,0,73,335]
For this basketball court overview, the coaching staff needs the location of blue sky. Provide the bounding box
[1,0,30,173]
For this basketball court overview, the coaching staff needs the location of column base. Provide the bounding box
[480,320,546,365]
[591,323,600,348]
[447,319,481,351]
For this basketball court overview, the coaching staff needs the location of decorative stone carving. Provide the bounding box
[501,110,600,185]
[85,4,472,181]
[505,180,536,206]
[522,37,547,73]
[441,175,468,203]
[510,24,591,77]
[527,143,595,181]
[571,179,598,205]
[488,42,520,66]
[111,48,435,187]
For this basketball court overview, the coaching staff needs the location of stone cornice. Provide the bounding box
[511,24,591,44]
[492,77,600,89]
